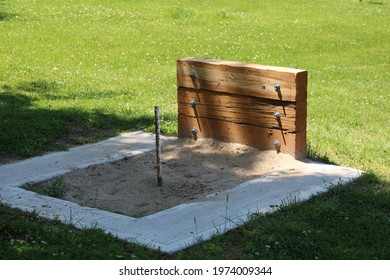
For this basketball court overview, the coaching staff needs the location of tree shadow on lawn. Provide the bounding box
[368,1,385,5]
[0,0,17,22]
[0,81,169,160]
[0,11,14,21]
[176,171,390,260]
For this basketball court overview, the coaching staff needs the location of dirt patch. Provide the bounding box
[33,138,306,217]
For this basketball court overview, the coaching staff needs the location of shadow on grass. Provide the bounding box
[0,81,173,159]
[0,11,14,21]
[0,0,16,22]
[0,203,166,260]
[176,172,390,260]
[306,142,336,165]
[369,1,385,5]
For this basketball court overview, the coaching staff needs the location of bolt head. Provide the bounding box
[189,71,196,79]
[274,82,281,91]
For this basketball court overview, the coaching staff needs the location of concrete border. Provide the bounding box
[0,131,362,253]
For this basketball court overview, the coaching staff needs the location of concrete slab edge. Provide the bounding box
[0,131,363,254]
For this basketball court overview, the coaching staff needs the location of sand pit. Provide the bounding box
[32,138,306,217]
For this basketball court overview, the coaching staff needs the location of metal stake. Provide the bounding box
[154,106,162,187]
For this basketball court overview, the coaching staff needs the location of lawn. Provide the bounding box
[0,0,389,259]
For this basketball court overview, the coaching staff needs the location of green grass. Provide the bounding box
[0,0,389,259]
[23,177,67,199]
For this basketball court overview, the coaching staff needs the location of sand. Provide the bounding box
[36,138,306,217]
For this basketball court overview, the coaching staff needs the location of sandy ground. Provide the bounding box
[36,138,306,217]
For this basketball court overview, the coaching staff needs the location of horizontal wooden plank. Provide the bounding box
[178,115,306,159]
[178,88,306,132]
[177,57,307,102]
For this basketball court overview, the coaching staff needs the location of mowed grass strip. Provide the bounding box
[0,0,389,259]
